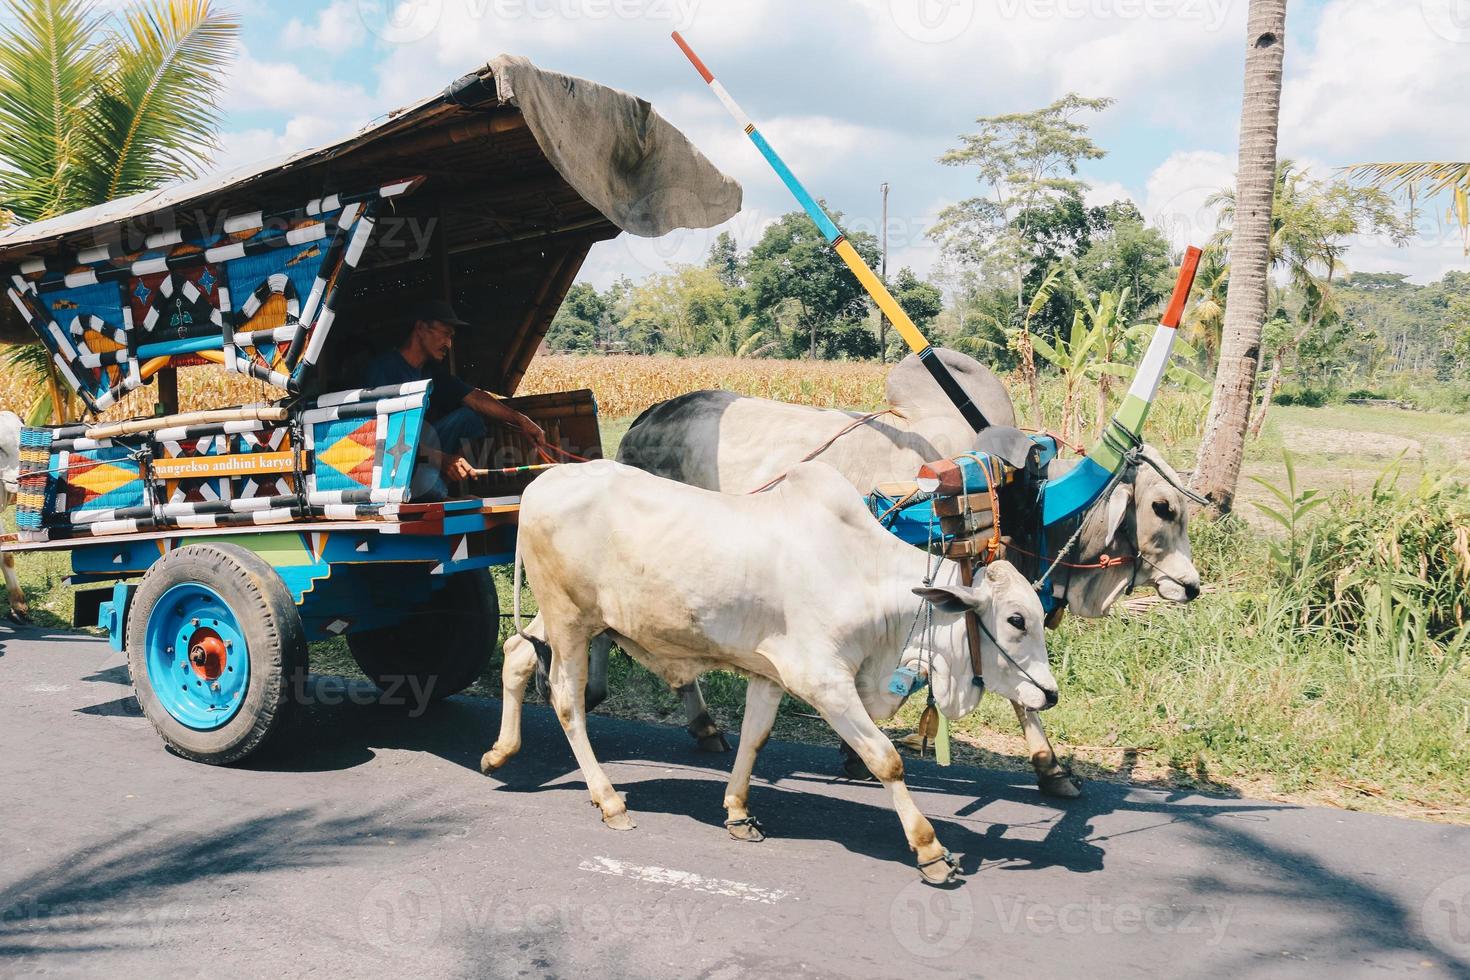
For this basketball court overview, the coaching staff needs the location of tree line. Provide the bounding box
[548,90,1466,426]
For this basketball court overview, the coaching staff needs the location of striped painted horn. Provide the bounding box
[672,32,990,433]
[1040,245,1203,526]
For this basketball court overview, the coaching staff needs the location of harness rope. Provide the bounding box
[747,410,895,494]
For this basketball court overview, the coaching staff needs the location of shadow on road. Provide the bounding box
[0,805,451,960]
[49,671,1470,974]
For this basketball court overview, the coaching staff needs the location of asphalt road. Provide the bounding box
[2,625,1469,979]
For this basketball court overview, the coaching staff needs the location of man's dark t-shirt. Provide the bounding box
[363,350,471,421]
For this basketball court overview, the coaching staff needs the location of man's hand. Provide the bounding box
[440,453,476,482]
[516,413,545,445]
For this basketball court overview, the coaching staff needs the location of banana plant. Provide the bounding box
[1027,280,1134,439]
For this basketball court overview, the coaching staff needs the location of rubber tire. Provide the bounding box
[345,569,497,702]
[126,542,306,765]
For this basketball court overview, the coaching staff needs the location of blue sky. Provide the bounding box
[209,0,1470,289]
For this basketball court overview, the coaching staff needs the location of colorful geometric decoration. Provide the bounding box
[157,434,230,505]
[13,380,429,542]
[62,446,146,515]
[3,177,423,414]
[14,427,55,531]
[136,266,223,341]
[314,419,378,492]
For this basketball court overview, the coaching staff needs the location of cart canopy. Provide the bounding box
[0,54,742,399]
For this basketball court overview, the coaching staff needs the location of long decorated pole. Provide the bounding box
[672,32,990,433]
[1041,245,1203,525]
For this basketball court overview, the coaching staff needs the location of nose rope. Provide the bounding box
[969,607,1052,695]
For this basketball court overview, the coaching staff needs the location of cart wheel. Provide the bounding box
[346,569,497,703]
[126,543,305,765]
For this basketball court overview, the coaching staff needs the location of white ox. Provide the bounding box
[0,411,31,624]
[616,349,1201,797]
[482,460,1055,884]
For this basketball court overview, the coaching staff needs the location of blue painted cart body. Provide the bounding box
[77,497,519,648]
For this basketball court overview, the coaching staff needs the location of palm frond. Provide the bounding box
[1344,162,1470,253]
[74,0,238,204]
[0,0,109,220]
[1343,162,1470,197]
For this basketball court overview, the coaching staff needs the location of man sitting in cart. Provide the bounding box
[364,300,545,498]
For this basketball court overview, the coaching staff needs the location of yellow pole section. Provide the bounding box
[832,237,930,355]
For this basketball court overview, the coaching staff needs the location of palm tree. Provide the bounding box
[1344,162,1469,255]
[1208,161,1409,437]
[1191,0,1288,517]
[0,0,238,421]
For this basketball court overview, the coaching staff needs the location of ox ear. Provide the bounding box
[913,584,988,615]
[1104,483,1132,543]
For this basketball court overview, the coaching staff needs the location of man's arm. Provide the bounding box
[464,389,545,444]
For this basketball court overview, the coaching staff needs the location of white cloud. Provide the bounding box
[1142,149,1234,249]
[283,0,366,52]
[213,115,356,172]
[1282,0,1470,161]
[1084,179,1136,209]
[220,51,379,117]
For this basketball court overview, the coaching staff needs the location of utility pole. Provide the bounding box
[880,181,890,363]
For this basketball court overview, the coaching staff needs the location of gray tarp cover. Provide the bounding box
[489,54,741,238]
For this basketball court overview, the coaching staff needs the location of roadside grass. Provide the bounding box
[4,361,1467,822]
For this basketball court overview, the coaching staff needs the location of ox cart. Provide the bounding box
[0,56,740,764]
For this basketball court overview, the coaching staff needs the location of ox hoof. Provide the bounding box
[916,850,962,887]
[724,816,766,843]
[1038,771,1082,799]
[479,748,512,775]
[6,608,31,626]
[602,810,637,831]
[695,732,732,753]
[840,754,878,783]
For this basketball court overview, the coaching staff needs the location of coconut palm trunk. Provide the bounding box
[1191,0,1288,515]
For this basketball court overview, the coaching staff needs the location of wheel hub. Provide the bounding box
[187,629,227,680]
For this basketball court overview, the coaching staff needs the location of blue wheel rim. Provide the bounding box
[144,583,250,730]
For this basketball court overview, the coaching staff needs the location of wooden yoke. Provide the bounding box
[930,454,1005,692]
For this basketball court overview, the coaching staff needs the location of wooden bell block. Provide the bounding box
[944,536,995,559]
[939,510,995,537]
[933,492,995,518]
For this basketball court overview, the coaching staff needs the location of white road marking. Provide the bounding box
[25,683,69,693]
[579,855,790,905]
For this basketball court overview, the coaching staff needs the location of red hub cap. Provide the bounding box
[187,629,227,681]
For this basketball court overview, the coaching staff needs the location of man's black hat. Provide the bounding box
[412,299,471,328]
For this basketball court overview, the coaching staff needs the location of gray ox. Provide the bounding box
[0,411,31,624]
[615,349,1201,797]
[483,460,1055,884]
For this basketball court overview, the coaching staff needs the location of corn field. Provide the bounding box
[0,349,1210,449]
